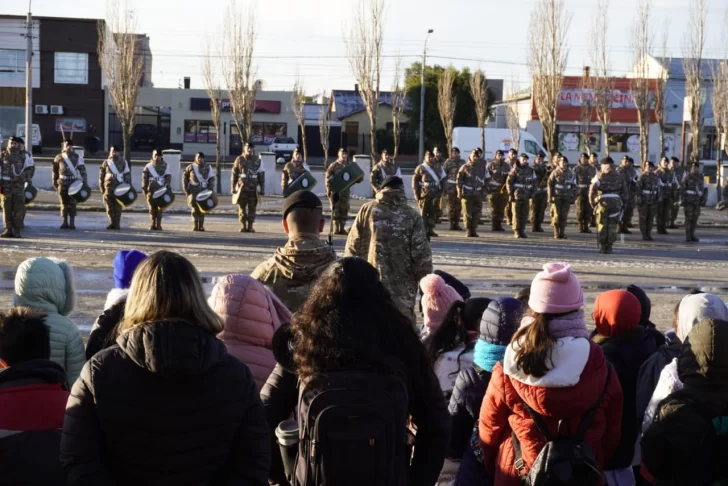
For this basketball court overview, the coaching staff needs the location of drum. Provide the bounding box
[195,189,219,213]
[24,182,38,205]
[328,164,364,193]
[283,171,318,198]
[113,183,138,207]
[232,190,242,206]
[151,186,175,209]
[68,180,92,203]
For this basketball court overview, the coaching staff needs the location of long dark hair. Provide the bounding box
[511,309,568,378]
[292,257,438,400]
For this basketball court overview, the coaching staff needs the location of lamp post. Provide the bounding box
[418,29,433,164]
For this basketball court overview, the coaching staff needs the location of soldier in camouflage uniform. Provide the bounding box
[325,149,351,235]
[443,147,466,230]
[183,152,216,232]
[431,147,446,223]
[636,161,660,241]
[547,155,576,240]
[98,145,131,230]
[681,163,706,243]
[574,153,597,233]
[655,157,677,235]
[141,149,172,231]
[457,149,490,237]
[346,176,433,320]
[617,156,640,234]
[281,149,309,194]
[589,157,627,254]
[504,148,518,225]
[0,136,34,238]
[486,150,510,231]
[530,153,549,232]
[413,150,446,238]
[370,149,401,193]
[232,143,265,233]
[588,153,599,227]
[52,139,86,230]
[669,157,685,229]
[507,153,535,239]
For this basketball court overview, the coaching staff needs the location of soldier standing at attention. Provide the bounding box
[141,149,171,231]
[325,149,351,235]
[232,143,265,233]
[370,149,400,193]
[457,149,490,237]
[547,155,576,240]
[681,162,706,243]
[589,157,627,254]
[486,150,509,232]
[413,150,446,238]
[574,152,597,233]
[443,147,466,230]
[530,153,549,233]
[99,145,131,231]
[281,148,308,194]
[669,156,685,229]
[506,153,535,239]
[636,161,660,241]
[52,140,86,230]
[504,148,519,225]
[655,157,677,235]
[431,147,446,223]
[183,152,215,232]
[0,136,34,238]
[588,152,599,227]
[617,156,640,234]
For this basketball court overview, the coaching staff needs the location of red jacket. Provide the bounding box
[479,340,623,486]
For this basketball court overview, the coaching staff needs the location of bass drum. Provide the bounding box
[113,183,138,207]
[68,180,92,203]
[328,163,364,193]
[283,171,318,198]
[195,189,219,213]
[151,186,175,209]
[24,182,38,205]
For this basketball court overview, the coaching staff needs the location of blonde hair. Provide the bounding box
[119,251,223,334]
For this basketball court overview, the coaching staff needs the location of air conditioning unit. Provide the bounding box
[35,105,48,115]
[50,105,64,115]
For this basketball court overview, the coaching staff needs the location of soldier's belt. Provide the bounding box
[641,190,655,195]
[685,190,699,195]
[60,175,76,180]
[514,184,527,188]
[447,179,457,184]
[577,184,588,188]
[555,184,567,189]
[488,181,502,186]
[598,193,620,200]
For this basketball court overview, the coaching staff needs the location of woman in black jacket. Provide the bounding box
[261,257,450,486]
[60,251,270,486]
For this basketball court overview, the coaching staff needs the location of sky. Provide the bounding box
[1,0,726,96]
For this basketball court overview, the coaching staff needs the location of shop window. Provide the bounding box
[0,49,24,73]
[54,52,88,84]
[184,120,217,144]
[607,127,640,153]
[250,122,287,145]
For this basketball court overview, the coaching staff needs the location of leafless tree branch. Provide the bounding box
[202,39,223,192]
[579,67,594,155]
[438,66,457,153]
[291,75,308,162]
[390,55,406,160]
[630,0,653,169]
[654,21,670,159]
[506,78,522,153]
[469,69,491,153]
[590,0,614,157]
[682,0,708,164]
[319,92,332,167]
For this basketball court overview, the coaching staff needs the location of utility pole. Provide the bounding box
[24,0,33,153]
[417,29,433,164]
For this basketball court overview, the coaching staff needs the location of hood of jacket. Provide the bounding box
[271,324,296,372]
[0,359,67,389]
[272,234,336,282]
[104,288,129,311]
[677,293,728,342]
[626,284,653,327]
[13,257,76,316]
[375,186,408,207]
[593,326,650,367]
[116,319,227,378]
[678,318,728,405]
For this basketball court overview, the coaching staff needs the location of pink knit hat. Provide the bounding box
[528,263,584,314]
[421,273,463,333]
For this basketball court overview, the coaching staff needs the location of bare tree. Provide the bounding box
[590,0,614,157]
[391,56,406,160]
[654,22,670,158]
[202,41,223,192]
[528,0,571,157]
[291,76,308,162]
[438,66,457,153]
[469,69,491,153]
[505,78,522,153]
[710,11,728,171]
[97,0,143,166]
[579,67,594,155]
[630,0,653,169]
[222,0,257,148]
[682,0,708,164]
[344,0,385,159]
[318,96,332,168]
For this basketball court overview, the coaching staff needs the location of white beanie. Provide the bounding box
[677,293,728,342]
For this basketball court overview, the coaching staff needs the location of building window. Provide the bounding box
[0,49,24,73]
[607,127,640,153]
[556,125,601,153]
[184,120,217,144]
[250,122,287,145]
[54,52,88,84]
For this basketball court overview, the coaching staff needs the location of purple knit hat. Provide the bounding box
[528,262,584,314]
[420,273,463,334]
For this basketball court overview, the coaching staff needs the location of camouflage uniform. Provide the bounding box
[504,159,517,224]
[636,171,660,241]
[52,150,87,228]
[251,233,336,313]
[506,165,535,238]
[589,161,599,227]
[232,155,265,232]
[370,161,401,193]
[141,159,171,230]
[655,167,677,234]
[547,166,576,239]
[486,159,510,231]
[589,169,627,254]
[325,159,351,234]
[345,185,433,320]
[281,161,308,194]
[671,166,686,228]
[530,162,549,232]
[99,156,131,229]
[412,161,446,236]
[681,170,705,242]
[0,148,34,237]
[574,163,597,233]
[183,162,216,231]
[443,156,465,230]
[617,164,640,233]
[456,161,490,237]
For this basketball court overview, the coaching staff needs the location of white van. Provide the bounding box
[452,127,549,161]
[16,124,42,153]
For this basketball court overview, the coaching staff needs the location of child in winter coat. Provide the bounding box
[12,257,85,388]
[478,263,623,486]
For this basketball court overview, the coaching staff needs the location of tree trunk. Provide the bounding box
[481,126,486,154]
[393,124,399,160]
[122,120,133,175]
[215,128,222,193]
[659,125,665,159]
[301,126,308,163]
[603,126,610,157]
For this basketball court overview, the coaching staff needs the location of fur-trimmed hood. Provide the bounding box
[13,257,76,316]
[104,288,129,311]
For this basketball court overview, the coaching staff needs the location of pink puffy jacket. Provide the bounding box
[210,274,293,390]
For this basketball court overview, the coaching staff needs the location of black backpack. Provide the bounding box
[293,370,410,486]
[511,366,611,486]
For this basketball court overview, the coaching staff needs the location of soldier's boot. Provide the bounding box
[199,216,206,232]
[150,215,156,231]
[106,222,115,230]
[240,220,247,233]
[454,220,463,231]
[60,215,69,230]
[599,245,607,254]
[248,219,256,234]
[606,244,614,254]
[584,221,593,234]
[429,230,439,238]
[11,228,21,238]
[156,216,163,231]
[69,216,76,230]
[691,224,699,242]
[560,225,568,240]
[193,218,199,232]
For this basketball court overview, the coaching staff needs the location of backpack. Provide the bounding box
[511,366,611,486]
[293,370,410,486]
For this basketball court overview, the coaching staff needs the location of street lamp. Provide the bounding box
[418,29,434,163]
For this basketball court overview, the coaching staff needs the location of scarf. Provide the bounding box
[519,309,589,339]
[473,339,506,373]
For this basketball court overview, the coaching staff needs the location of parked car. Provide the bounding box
[452,127,549,162]
[268,136,297,161]
[132,124,158,149]
[15,124,42,153]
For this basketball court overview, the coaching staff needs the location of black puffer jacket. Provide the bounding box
[85,289,127,359]
[61,319,270,486]
[447,365,491,458]
[636,341,682,425]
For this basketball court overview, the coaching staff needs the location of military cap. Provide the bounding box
[646,161,655,168]
[495,150,504,156]
[282,190,322,219]
[520,153,529,159]
[8,136,20,143]
[452,147,460,153]
[600,157,615,165]
[381,175,404,189]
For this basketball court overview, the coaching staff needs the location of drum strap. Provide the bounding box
[379,165,402,180]
[421,164,444,184]
[62,154,81,180]
[106,158,129,183]
[145,163,167,186]
[8,154,34,178]
[192,164,213,187]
